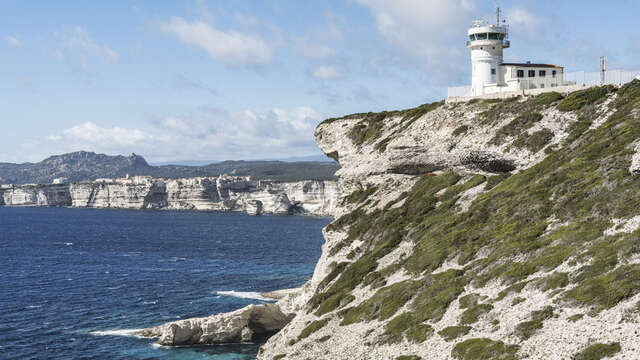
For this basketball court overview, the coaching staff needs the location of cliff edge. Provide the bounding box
[257,81,640,359]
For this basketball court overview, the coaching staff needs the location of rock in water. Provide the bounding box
[136,303,292,346]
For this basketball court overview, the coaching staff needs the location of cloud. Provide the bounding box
[161,17,272,65]
[61,26,120,63]
[5,35,21,47]
[506,7,541,31]
[297,38,335,59]
[312,65,342,80]
[356,0,478,83]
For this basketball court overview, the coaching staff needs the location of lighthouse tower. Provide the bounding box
[467,7,510,96]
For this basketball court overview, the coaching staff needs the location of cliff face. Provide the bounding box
[0,177,339,217]
[258,81,640,359]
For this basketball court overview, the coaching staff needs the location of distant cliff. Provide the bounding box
[0,151,339,184]
[0,176,340,217]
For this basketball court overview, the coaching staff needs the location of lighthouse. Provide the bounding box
[456,6,565,98]
[467,7,510,96]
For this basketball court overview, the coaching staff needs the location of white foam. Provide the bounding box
[214,290,274,301]
[64,242,73,246]
[89,329,143,338]
[25,305,43,309]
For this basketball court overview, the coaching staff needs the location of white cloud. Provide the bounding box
[161,17,272,65]
[297,38,335,59]
[44,122,159,151]
[5,35,21,47]
[356,0,478,83]
[506,8,541,31]
[61,26,120,63]
[312,65,341,79]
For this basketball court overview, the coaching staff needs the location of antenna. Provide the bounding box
[496,0,501,26]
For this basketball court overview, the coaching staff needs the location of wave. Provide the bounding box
[214,290,275,301]
[64,242,73,246]
[25,305,43,309]
[89,329,143,338]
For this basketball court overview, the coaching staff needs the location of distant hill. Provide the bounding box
[0,151,339,184]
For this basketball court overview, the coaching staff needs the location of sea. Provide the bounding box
[0,207,329,360]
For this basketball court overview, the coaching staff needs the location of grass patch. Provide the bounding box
[536,272,569,291]
[438,326,472,341]
[452,338,519,360]
[379,313,433,344]
[460,304,493,324]
[298,318,330,340]
[567,314,584,322]
[557,85,615,112]
[490,112,544,146]
[573,342,621,360]
[453,125,470,137]
[512,128,554,152]
[515,306,554,340]
[396,356,422,360]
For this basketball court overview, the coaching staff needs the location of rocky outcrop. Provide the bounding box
[136,303,293,346]
[0,176,340,217]
[256,83,640,359]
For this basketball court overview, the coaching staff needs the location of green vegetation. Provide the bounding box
[573,342,621,360]
[567,314,584,322]
[453,125,470,137]
[273,355,286,360]
[515,306,554,340]
[565,265,640,311]
[452,338,519,360]
[531,91,563,107]
[460,304,493,324]
[396,356,422,360]
[344,186,378,205]
[438,326,472,341]
[380,313,434,344]
[536,272,569,291]
[490,112,544,145]
[557,85,615,112]
[458,294,480,309]
[298,318,330,340]
[512,128,554,152]
[484,173,511,190]
[307,83,640,354]
[511,297,526,306]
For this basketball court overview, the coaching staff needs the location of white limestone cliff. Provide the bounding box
[0,176,340,217]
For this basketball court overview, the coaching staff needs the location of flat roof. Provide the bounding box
[501,63,564,69]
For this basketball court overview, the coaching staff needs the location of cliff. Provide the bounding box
[0,176,339,217]
[253,82,640,359]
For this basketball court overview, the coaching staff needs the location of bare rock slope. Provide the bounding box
[256,82,640,359]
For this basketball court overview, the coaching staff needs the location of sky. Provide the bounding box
[1,0,639,164]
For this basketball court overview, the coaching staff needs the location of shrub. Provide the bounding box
[298,318,330,340]
[573,342,621,360]
[438,326,472,341]
[452,338,519,360]
[557,85,615,112]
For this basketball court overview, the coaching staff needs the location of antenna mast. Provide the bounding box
[496,2,501,25]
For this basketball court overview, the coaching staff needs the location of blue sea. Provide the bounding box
[0,207,329,360]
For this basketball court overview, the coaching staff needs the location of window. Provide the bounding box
[517,70,524,78]
[552,70,557,77]
[491,68,496,75]
[476,33,487,40]
[469,34,476,41]
[539,70,546,77]
[498,34,505,40]
[488,33,499,40]
[541,84,545,88]
[528,70,536,78]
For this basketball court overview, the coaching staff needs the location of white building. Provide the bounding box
[462,8,565,97]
